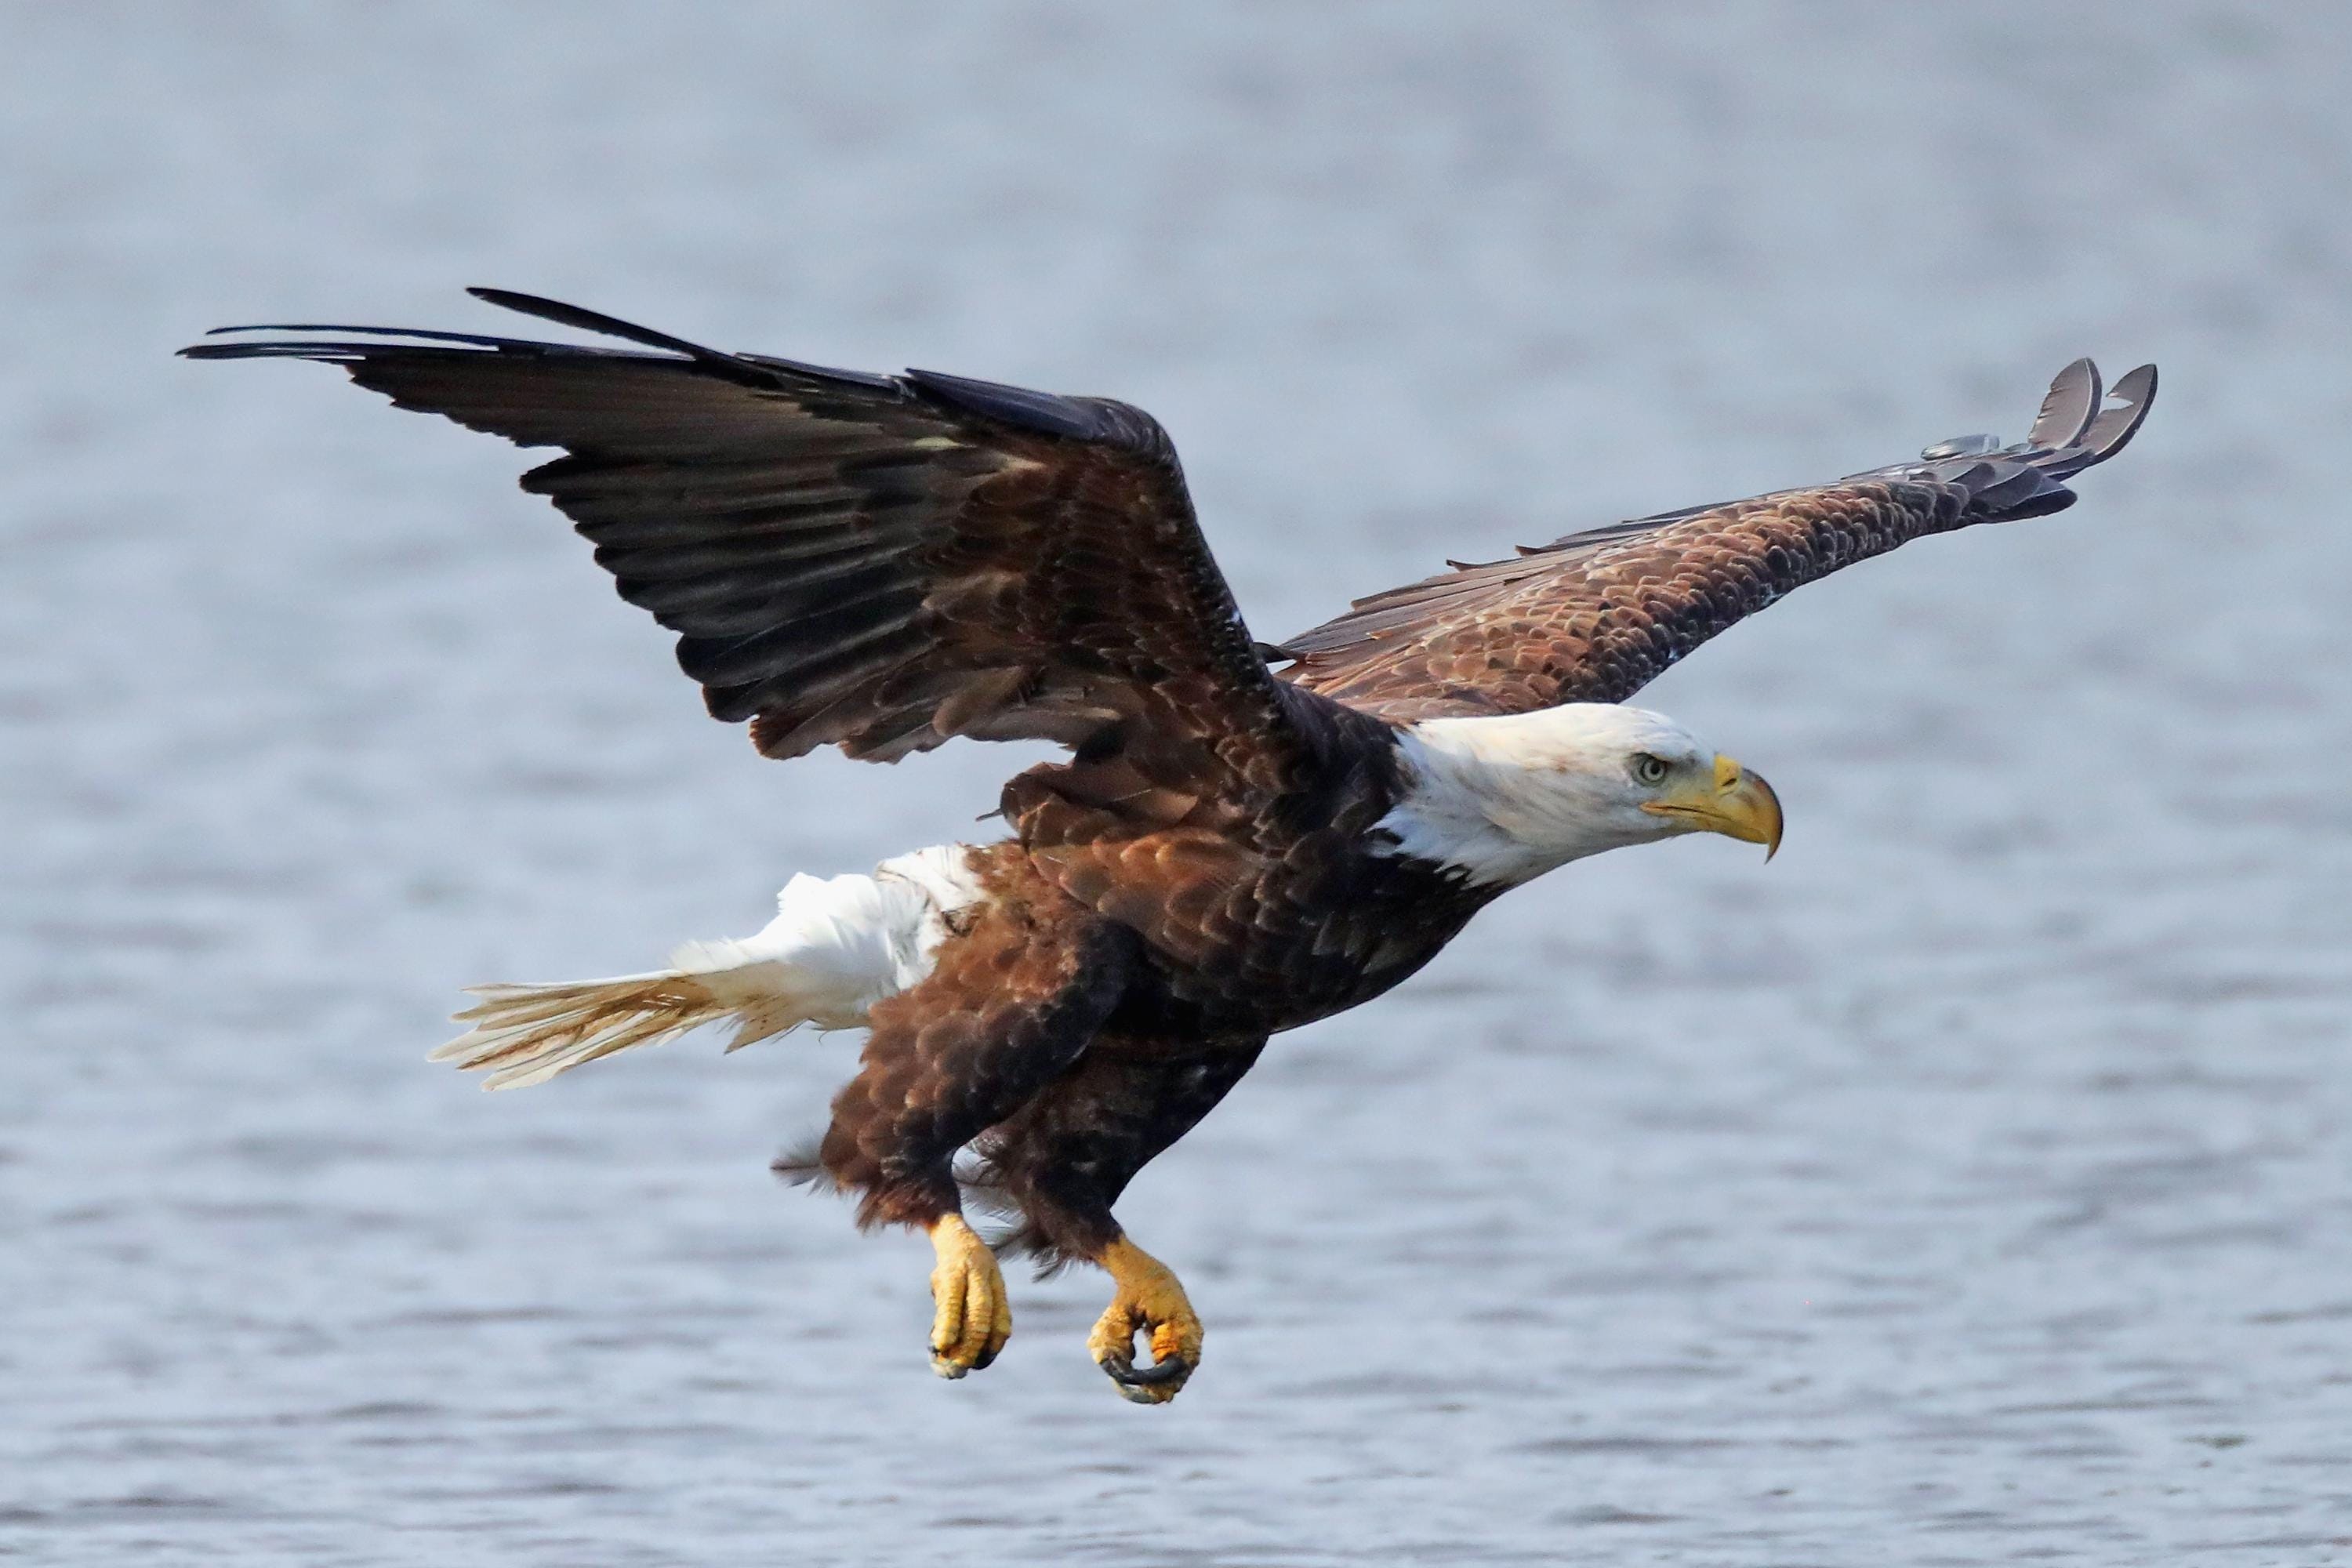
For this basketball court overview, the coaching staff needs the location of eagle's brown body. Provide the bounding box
[841,720,1497,1261]
[186,291,2154,1399]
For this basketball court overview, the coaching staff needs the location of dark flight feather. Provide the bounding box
[1278,361,2157,721]
[185,292,1315,804]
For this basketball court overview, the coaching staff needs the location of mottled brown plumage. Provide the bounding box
[187,293,2154,1401]
[817,845,1137,1232]
[1280,358,2156,720]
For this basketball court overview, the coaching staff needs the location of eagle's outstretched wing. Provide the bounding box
[1279,360,2157,723]
[184,289,1312,795]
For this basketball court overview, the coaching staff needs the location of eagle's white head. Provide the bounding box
[1375,703,1784,887]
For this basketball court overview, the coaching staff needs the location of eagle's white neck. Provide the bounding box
[1372,706,1705,887]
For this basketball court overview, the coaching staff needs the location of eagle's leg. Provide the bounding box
[975,1034,1266,1403]
[925,1212,1012,1376]
[811,883,1136,1381]
[1087,1234,1204,1403]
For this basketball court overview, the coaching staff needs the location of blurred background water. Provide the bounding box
[5,4,2350,1563]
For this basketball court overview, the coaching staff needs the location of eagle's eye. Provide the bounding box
[1632,753,1671,787]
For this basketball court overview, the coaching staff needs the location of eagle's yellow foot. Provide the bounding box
[927,1214,1011,1378]
[1087,1235,1202,1405]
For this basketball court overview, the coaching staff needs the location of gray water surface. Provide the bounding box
[7,5,2352,1564]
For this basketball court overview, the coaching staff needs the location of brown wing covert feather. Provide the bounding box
[184,289,1312,797]
[1279,360,2156,721]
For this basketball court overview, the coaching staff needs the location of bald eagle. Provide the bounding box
[185,292,2154,1403]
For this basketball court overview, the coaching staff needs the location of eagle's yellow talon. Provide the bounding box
[927,1214,1011,1378]
[1087,1236,1202,1405]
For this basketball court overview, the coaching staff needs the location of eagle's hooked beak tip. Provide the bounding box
[1723,756,1784,862]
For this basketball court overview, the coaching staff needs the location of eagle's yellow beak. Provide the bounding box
[1641,753,1784,860]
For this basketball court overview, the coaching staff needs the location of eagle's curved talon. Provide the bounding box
[1092,1332,1194,1404]
[1093,1337,1193,1403]
[1107,1352,1191,1388]
[1087,1236,1202,1405]
[927,1214,1012,1379]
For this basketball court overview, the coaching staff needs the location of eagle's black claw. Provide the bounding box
[1102,1353,1192,1404]
[1098,1345,1192,1403]
[1107,1353,1191,1388]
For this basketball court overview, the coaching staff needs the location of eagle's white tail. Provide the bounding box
[432,845,982,1091]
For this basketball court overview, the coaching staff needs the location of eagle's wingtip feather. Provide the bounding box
[2080,363,2158,461]
[2025,356,2103,451]
[462,286,745,372]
